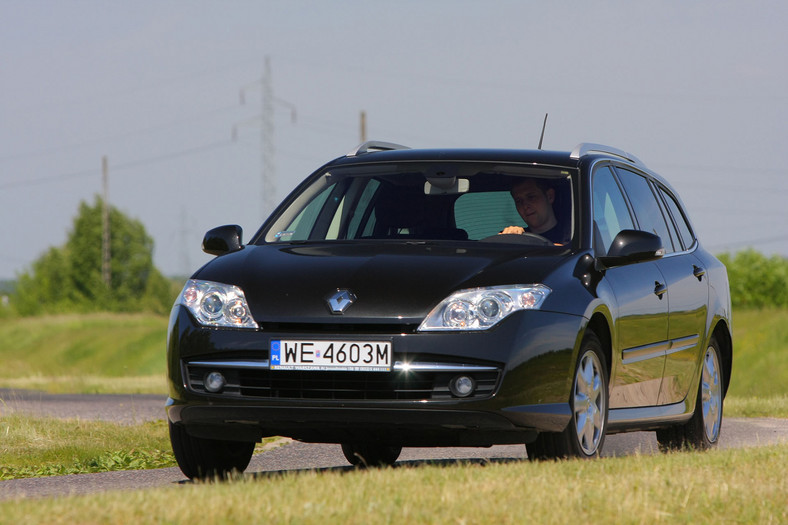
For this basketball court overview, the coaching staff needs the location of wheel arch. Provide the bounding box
[587,311,612,379]
[711,319,733,398]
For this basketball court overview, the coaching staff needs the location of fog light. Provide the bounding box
[204,371,226,393]
[449,375,476,398]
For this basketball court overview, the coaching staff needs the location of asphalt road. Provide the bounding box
[1,389,787,501]
[0,388,166,424]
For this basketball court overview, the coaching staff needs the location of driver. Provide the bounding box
[500,178,566,244]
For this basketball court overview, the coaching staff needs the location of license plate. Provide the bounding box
[269,340,392,371]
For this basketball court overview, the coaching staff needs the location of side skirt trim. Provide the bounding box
[607,400,692,433]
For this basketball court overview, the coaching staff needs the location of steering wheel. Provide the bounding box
[479,232,553,246]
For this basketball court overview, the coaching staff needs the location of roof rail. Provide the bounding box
[347,141,411,157]
[570,143,645,168]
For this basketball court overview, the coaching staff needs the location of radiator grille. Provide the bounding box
[186,362,499,401]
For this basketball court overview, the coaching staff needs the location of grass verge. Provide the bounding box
[0,415,175,480]
[1,443,786,524]
[0,415,282,481]
[0,313,167,380]
[728,309,788,398]
[0,374,166,395]
[725,395,788,418]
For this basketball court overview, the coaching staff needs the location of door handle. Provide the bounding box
[654,281,667,299]
[693,265,706,281]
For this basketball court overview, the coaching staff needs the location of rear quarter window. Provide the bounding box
[615,168,676,253]
[658,185,696,250]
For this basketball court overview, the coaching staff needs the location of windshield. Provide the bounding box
[261,162,575,246]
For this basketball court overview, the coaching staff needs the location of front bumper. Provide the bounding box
[166,306,584,446]
[166,402,571,446]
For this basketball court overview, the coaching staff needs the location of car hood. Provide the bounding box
[195,242,567,324]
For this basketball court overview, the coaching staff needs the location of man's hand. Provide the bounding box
[500,226,526,235]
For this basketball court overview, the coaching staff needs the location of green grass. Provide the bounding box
[722,308,788,417]
[1,443,786,523]
[0,415,175,480]
[0,313,167,394]
[725,395,788,418]
[0,374,166,395]
[0,414,286,478]
[727,309,788,398]
[0,313,167,376]
[0,415,283,480]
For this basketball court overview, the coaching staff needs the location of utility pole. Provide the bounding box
[101,156,111,288]
[237,56,295,220]
[360,110,367,142]
[178,207,191,277]
[261,56,276,219]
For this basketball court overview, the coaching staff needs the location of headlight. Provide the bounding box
[177,279,259,329]
[418,284,551,331]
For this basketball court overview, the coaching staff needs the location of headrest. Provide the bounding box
[374,186,425,229]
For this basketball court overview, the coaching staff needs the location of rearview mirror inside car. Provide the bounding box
[424,178,469,195]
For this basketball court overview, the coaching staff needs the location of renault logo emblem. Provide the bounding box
[326,289,357,314]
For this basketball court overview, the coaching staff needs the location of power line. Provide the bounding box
[707,233,788,252]
[276,54,788,103]
[652,163,788,175]
[0,167,98,190]
[4,57,263,122]
[0,103,243,164]
[112,140,235,172]
[235,56,297,218]
[0,139,235,191]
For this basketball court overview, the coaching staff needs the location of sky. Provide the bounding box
[1,0,787,280]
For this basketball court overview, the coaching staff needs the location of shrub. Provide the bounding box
[718,249,788,309]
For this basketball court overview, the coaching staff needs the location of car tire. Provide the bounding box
[169,420,256,480]
[341,442,402,467]
[526,331,608,460]
[656,336,724,452]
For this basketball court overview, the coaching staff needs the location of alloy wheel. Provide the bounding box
[573,350,606,455]
[701,346,723,443]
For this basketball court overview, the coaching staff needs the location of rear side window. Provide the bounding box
[615,168,676,253]
[658,186,695,251]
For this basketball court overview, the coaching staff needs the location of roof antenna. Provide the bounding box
[537,113,548,150]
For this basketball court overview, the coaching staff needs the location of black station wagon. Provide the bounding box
[167,141,732,478]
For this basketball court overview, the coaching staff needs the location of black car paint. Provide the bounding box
[195,242,573,323]
[166,147,732,450]
[167,305,583,446]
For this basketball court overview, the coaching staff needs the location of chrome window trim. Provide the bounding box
[587,159,699,257]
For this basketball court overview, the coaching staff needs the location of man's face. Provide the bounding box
[511,180,555,233]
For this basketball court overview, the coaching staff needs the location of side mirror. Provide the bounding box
[202,225,243,256]
[597,229,664,268]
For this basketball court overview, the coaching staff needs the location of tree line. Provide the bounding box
[717,250,788,309]
[7,197,177,316]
